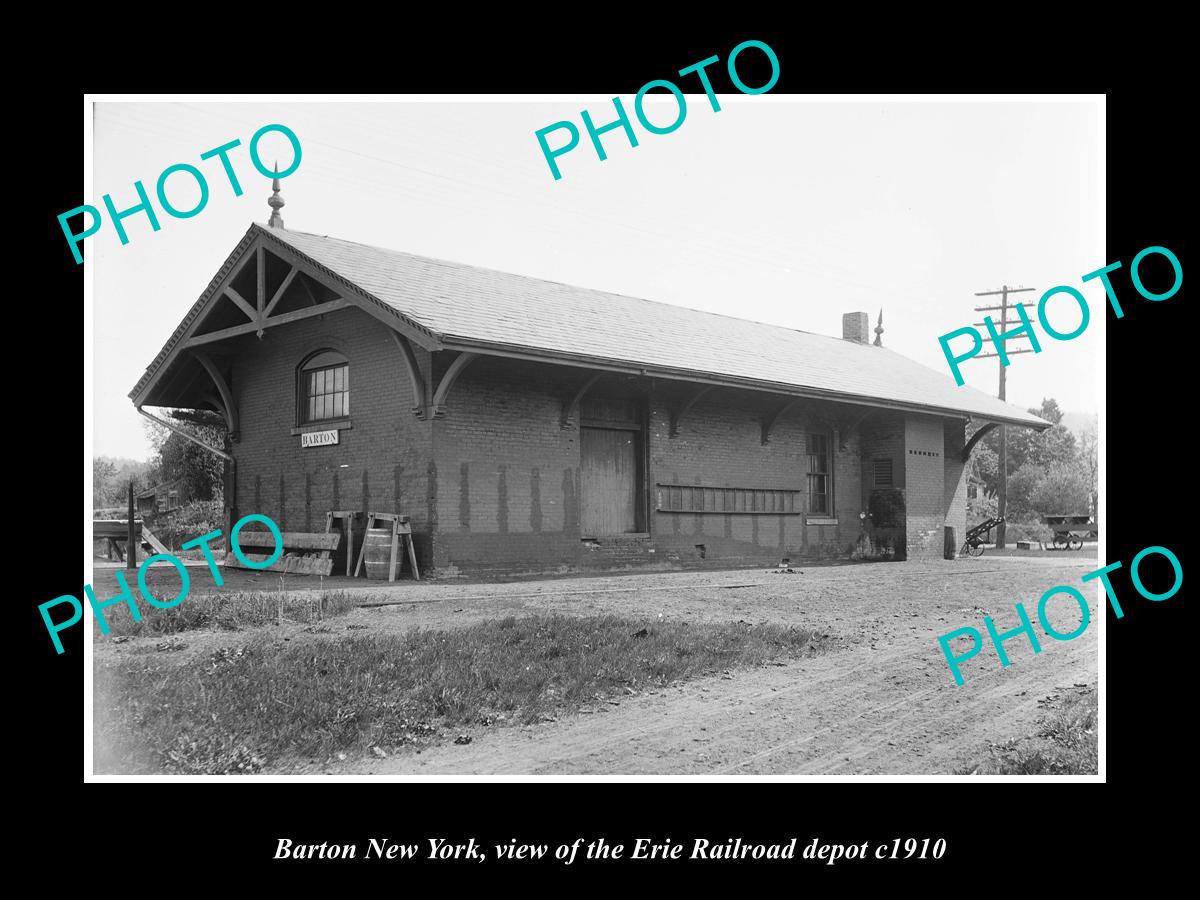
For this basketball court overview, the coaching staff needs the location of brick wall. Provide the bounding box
[942,419,968,555]
[428,360,869,575]
[228,320,968,576]
[431,356,581,574]
[903,414,947,560]
[648,388,863,566]
[229,306,436,566]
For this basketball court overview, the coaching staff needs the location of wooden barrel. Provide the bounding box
[944,525,957,560]
[362,527,395,579]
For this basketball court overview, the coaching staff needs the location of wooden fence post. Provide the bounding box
[126,481,137,570]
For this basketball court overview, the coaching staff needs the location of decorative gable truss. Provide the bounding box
[131,225,445,431]
[185,244,351,348]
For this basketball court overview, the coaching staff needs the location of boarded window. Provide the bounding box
[874,458,893,488]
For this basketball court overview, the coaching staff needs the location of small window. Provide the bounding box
[874,458,893,488]
[806,433,831,515]
[299,350,349,424]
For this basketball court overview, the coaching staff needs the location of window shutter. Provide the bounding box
[874,458,893,488]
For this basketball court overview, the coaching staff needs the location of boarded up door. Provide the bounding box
[580,427,638,535]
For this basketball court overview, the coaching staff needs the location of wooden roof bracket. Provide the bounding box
[961,422,999,462]
[761,398,802,445]
[192,349,240,441]
[431,351,479,418]
[562,372,604,428]
[669,385,714,437]
[839,408,877,450]
[390,331,430,419]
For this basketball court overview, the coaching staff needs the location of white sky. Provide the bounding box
[91,98,1102,459]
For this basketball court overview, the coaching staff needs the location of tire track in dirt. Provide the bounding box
[330,648,890,775]
[814,638,1094,775]
[724,604,1096,775]
[344,614,1094,775]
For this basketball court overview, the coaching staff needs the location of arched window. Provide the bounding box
[299,349,349,423]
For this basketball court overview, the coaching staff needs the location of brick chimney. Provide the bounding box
[842,312,870,343]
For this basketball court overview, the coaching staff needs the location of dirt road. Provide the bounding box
[94,555,1100,774]
[302,556,1101,775]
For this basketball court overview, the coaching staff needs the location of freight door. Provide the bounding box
[580,427,638,535]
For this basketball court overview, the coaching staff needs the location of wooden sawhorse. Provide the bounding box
[325,510,364,576]
[353,512,420,582]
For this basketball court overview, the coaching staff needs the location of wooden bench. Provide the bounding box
[96,519,140,560]
[94,519,140,540]
[94,519,170,560]
[227,530,341,575]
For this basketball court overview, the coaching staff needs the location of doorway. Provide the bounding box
[580,426,641,535]
[578,394,646,536]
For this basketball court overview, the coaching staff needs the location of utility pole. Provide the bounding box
[973,285,1036,549]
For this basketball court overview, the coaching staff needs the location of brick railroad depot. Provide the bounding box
[129,187,1047,577]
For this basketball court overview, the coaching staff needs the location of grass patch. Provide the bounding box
[94,614,827,774]
[958,684,1097,775]
[97,589,358,638]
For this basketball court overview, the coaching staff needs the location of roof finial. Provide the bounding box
[267,162,285,229]
[873,309,884,346]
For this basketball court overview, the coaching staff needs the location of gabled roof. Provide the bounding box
[133,223,1048,429]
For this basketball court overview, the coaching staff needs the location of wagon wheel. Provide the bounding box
[1068,537,1084,551]
[1052,534,1068,551]
[968,541,986,558]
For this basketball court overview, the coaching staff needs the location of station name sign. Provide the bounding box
[301,429,339,448]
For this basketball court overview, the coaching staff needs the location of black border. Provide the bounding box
[25,24,1187,882]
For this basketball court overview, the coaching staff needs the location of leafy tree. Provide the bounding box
[1005,463,1044,521]
[968,442,999,499]
[93,458,116,507]
[1030,462,1092,517]
[1034,397,1064,425]
[1019,427,1077,471]
[967,489,998,526]
[1004,398,1076,471]
[142,410,227,504]
[970,397,1077,500]
[92,456,158,509]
